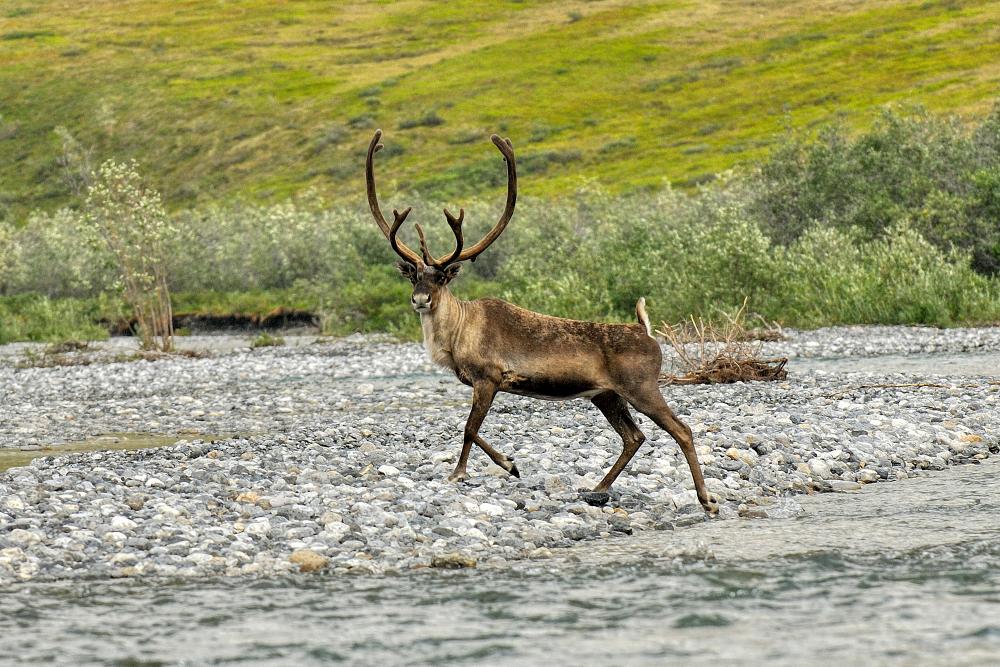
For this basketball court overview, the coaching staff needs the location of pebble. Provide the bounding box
[430,553,477,569]
[829,480,863,493]
[857,469,880,484]
[110,516,137,532]
[289,549,329,573]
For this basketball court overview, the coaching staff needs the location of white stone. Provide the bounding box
[244,520,271,537]
[857,469,879,483]
[110,552,138,566]
[320,522,351,543]
[319,511,343,525]
[155,504,181,518]
[808,459,833,479]
[549,515,583,528]
[185,552,214,565]
[7,529,41,546]
[478,503,504,517]
[672,490,699,508]
[3,496,25,511]
[829,480,862,492]
[0,547,26,564]
[465,528,489,541]
[110,516,137,531]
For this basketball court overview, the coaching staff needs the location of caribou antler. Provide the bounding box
[453,135,516,264]
[439,208,465,267]
[366,129,423,266]
[365,130,516,268]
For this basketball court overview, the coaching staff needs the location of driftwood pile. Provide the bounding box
[657,299,788,385]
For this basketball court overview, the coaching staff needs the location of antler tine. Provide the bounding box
[438,208,465,267]
[409,210,464,269]
[414,223,433,265]
[454,134,517,263]
[365,129,423,266]
[388,208,421,267]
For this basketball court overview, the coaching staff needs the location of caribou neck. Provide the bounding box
[420,287,466,369]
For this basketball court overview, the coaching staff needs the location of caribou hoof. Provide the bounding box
[580,490,611,507]
[701,492,721,515]
[447,469,468,483]
[507,460,520,478]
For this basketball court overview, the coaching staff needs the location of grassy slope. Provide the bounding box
[1,0,998,221]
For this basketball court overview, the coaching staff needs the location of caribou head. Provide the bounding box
[365,129,515,314]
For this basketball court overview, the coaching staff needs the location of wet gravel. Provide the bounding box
[0,328,997,583]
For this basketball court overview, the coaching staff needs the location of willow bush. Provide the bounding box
[750,104,1000,274]
[80,160,175,351]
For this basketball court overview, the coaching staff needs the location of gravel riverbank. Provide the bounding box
[1,328,998,584]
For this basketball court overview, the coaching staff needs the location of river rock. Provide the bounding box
[290,549,329,573]
[829,480,863,492]
[430,552,477,569]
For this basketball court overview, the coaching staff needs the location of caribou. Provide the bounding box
[365,129,718,513]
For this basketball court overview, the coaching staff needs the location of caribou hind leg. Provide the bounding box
[624,383,719,514]
[581,391,647,506]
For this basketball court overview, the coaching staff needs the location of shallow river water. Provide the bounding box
[4,456,999,666]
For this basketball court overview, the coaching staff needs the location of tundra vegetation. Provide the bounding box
[0,105,999,344]
[1,0,997,220]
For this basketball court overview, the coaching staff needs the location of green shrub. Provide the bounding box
[0,208,111,297]
[759,223,999,327]
[250,332,285,348]
[751,104,1000,274]
[398,111,444,129]
[2,105,999,343]
[0,294,108,344]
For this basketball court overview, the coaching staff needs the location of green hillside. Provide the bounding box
[1,0,998,221]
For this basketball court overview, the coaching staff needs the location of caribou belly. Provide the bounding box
[508,388,604,402]
[500,370,604,401]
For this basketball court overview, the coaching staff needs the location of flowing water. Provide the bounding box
[4,457,999,666]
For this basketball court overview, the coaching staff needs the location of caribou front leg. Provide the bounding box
[448,381,498,482]
[472,434,520,478]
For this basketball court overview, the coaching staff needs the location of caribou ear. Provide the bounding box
[440,263,462,283]
[396,261,418,282]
